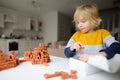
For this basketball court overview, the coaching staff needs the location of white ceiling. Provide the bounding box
[0,0,117,17]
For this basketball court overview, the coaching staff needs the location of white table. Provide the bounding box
[0,56,120,80]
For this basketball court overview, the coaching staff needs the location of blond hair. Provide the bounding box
[73,4,102,28]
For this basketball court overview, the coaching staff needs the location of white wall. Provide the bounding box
[40,11,58,46]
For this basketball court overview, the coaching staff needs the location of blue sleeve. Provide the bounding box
[100,42,120,59]
[64,47,76,58]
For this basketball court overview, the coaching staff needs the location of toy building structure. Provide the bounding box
[0,50,20,71]
[23,43,50,66]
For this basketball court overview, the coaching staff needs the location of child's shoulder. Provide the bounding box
[96,29,110,36]
[96,29,110,33]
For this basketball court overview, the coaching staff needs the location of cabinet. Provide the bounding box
[4,14,16,23]
[16,17,42,31]
[0,13,17,29]
[30,19,42,31]
[0,13,4,28]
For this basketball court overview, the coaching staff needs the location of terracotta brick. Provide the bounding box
[44,72,61,79]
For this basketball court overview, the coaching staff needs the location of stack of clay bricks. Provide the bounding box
[23,47,33,61]
[44,70,77,79]
[0,50,20,71]
[23,43,50,66]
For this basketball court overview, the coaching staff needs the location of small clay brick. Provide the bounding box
[44,72,60,79]
[70,70,77,74]
[60,71,70,79]
[78,44,84,50]
[44,74,50,78]
[19,59,26,63]
[0,51,6,60]
[70,70,77,79]
[44,71,61,79]
[8,51,16,60]
[42,63,48,66]
[70,74,77,79]
[16,59,20,65]
[55,71,61,75]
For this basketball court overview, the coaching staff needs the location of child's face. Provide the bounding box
[76,18,94,33]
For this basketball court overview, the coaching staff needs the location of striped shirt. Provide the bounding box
[64,29,117,59]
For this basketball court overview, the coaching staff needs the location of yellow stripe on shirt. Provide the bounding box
[71,29,110,45]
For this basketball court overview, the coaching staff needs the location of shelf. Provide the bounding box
[4,14,16,23]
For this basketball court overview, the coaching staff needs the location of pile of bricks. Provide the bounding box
[23,43,50,66]
[0,50,20,71]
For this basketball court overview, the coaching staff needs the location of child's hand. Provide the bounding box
[70,42,84,51]
[79,52,107,62]
[98,52,107,57]
[79,53,90,62]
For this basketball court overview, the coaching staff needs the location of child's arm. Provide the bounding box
[64,42,84,58]
[64,47,76,57]
[100,42,120,59]
[79,42,120,62]
[70,42,84,51]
